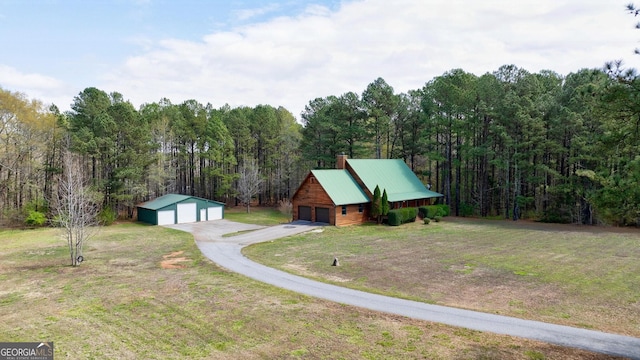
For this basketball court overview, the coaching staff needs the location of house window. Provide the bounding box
[342,205,347,215]
[358,204,363,213]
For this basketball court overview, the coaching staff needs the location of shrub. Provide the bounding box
[278,199,293,219]
[423,204,450,219]
[439,204,450,216]
[434,216,442,222]
[424,205,441,219]
[99,207,117,226]
[388,207,418,226]
[405,207,418,222]
[387,210,402,226]
[418,206,428,219]
[423,217,430,225]
[25,210,46,227]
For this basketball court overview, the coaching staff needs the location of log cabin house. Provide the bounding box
[291,155,443,226]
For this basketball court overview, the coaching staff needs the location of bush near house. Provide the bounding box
[440,205,451,216]
[388,207,418,226]
[419,205,450,219]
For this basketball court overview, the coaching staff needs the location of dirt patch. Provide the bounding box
[160,251,190,269]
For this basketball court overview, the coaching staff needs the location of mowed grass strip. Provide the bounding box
[244,217,640,337]
[0,221,625,359]
[224,206,290,226]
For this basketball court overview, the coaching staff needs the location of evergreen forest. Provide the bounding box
[1,63,639,226]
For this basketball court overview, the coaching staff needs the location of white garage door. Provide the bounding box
[200,209,206,222]
[157,210,175,225]
[177,203,197,223]
[207,206,223,221]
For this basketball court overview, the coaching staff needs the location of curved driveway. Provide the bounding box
[168,220,640,359]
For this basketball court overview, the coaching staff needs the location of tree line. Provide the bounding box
[1,63,638,226]
[300,65,640,226]
[0,87,306,225]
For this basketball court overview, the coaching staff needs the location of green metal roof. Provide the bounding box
[137,194,223,210]
[311,169,370,205]
[346,159,443,202]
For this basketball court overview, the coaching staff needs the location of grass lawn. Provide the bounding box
[244,217,640,339]
[223,206,290,226]
[0,217,629,359]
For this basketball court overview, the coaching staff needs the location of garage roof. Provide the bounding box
[311,169,370,205]
[137,194,223,210]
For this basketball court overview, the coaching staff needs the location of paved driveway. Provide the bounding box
[170,220,640,359]
[166,219,321,245]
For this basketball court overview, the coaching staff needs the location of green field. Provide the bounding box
[0,216,631,359]
[244,217,640,338]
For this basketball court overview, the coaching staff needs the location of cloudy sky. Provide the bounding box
[2,0,640,118]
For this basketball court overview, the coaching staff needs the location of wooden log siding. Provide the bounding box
[335,203,370,226]
[292,174,369,226]
[292,157,443,226]
[292,174,335,224]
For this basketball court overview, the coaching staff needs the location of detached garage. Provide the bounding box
[137,194,224,225]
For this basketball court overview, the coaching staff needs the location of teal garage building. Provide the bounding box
[137,194,225,225]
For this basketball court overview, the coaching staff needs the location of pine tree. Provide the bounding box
[371,185,382,222]
[381,189,390,216]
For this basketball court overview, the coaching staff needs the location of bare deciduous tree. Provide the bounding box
[53,151,101,266]
[236,158,263,213]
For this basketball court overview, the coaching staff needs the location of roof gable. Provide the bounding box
[311,169,370,205]
[346,159,442,202]
[137,194,223,210]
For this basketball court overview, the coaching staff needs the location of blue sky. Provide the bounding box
[1,0,639,118]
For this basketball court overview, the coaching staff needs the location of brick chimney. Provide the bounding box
[336,153,348,169]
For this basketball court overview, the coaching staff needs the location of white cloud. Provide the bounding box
[0,65,74,109]
[234,3,282,21]
[103,0,640,118]
[0,65,63,90]
[303,4,333,17]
